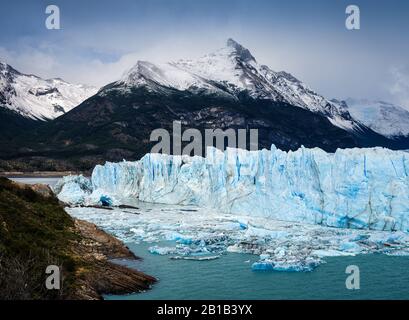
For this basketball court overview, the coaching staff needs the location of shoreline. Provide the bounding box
[0,171,83,178]
[70,218,157,300]
[0,177,156,300]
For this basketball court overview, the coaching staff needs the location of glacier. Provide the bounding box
[57,143,409,272]
[56,145,409,232]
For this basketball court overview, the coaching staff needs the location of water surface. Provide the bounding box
[107,242,409,300]
[8,177,61,188]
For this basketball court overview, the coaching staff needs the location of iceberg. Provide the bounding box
[56,145,409,232]
[53,174,92,205]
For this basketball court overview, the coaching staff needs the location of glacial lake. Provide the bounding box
[9,176,61,188]
[105,242,409,300]
[12,177,409,300]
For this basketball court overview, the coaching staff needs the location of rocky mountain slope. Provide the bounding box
[1,39,408,171]
[118,38,357,130]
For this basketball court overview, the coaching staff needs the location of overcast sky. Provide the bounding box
[1,0,409,108]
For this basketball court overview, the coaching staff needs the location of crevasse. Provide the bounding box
[55,145,409,232]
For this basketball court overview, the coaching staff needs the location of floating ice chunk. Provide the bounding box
[245,226,288,239]
[252,261,275,271]
[274,247,286,258]
[312,249,355,258]
[54,175,92,205]
[352,234,371,242]
[386,250,409,256]
[226,245,244,253]
[130,228,145,238]
[272,260,319,272]
[236,218,249,230]
[148,246,176,255]
[339,242,362,253]
[100,195,113,206]
[65,204,409,273]
[86,190,119,206]
[170,255,220,261]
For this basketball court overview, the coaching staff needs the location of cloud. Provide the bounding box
[0,44,130,87]
[1,31,408,109]
[0,35,228,88]
[389,66,409,110]
[0,46,58,76]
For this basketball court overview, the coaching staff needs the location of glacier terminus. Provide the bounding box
[56,145,409,272]
[56,145,409,232]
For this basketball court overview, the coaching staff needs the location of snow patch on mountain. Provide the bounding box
[335,98,409,138]
[118,39,357,130]
[0,62,98,120]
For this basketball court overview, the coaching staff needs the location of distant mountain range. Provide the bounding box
[1,39,408,171]
[0,61,97,120]
[332,98,409,138]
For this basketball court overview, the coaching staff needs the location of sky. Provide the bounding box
[1,0,409,108]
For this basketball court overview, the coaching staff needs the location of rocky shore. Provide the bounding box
[69,218,156,300]
[0,171,81,177]
[0,177,156,300]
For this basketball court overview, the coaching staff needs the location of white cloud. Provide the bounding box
[0,35,227,88]
[389,66,409,110]
[0,46,58,76]
[1,33,408,110]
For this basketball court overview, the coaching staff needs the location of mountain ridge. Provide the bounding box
[1,39,409,171]
[332,98,409,138]
[116,39,357,131]
[0,61,98,120]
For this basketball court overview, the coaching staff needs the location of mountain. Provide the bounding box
[119,38,357,131]
[332,98,409,139]
[0,61,97,120]
[1,39,408,171]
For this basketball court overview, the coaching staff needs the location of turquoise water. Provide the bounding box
[107,242,409,300]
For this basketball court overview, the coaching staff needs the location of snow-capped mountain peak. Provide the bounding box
[225,38,257,63]
[0,61,98,120]
[335,98,409,138]
[118,39,357,130]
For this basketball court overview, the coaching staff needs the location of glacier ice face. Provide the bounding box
[53,174,118,206]
[53,175,92,205]
[56,145,409,232]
